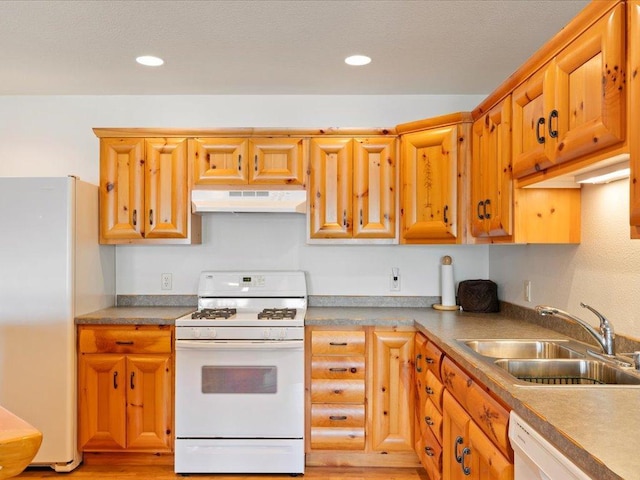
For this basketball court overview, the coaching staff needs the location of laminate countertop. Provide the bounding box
[75,306,195,325]
[307,306,634,480]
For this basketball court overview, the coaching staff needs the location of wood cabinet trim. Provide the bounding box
[94,127,398,138]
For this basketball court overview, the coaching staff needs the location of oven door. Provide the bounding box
[175,339,304,438]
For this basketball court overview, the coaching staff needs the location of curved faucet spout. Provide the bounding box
[535,304,615,356]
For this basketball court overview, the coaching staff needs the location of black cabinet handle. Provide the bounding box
[536,117,546,144]
[329,415,347,421]
[113,371,118,389]
[132,209,137,227]
[444,205,449,224]
[477,200,484,220]
[238,155,242,171]
[548,109,559,138]
[484,198,491,219]
[149,209,153,225]
[424,416,434,426]
[115,341,134,345]
[425,386,434,395]
[424,446,435,457]
[130,372,135,390]
[416,353,423,373]
[254,154,258,171]
[329,367,347,372]
[343,210,347,227]
[329,342,347,346]
[359,209,363,226]
[461,447,472,475]
[426,357,434,365]
[455,436,464,464]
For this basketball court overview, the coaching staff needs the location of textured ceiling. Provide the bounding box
[0,0,590,95]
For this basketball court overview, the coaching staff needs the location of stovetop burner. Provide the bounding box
[258,308,297,320]
[192,308,237,319]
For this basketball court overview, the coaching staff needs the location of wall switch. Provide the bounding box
[161,273,173,290]
[390,268,401,291]
[524,280,532,302]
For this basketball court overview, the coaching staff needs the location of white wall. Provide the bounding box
[490,179,640,339]
[0,95,489,297]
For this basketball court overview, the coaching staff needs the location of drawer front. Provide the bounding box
[78,326,172,354]
[466,382,512,459]
[440,356,472,409]
[425,370,444,411]
[425,341,444,380]
[311,404,365,428]
[311,356,365,380]
[311,330,366,355]
[423,398,443,441]
[421,424,443,473]
[311,379,365,403]
[310,427,366,450]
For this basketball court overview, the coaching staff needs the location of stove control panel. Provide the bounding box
[176,326,304,341]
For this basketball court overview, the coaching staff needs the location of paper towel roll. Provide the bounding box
[441,264,456,307]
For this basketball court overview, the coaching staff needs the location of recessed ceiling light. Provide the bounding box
[136,55,164,67]
[345,55,371,66]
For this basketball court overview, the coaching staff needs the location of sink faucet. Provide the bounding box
[535,303,615,356]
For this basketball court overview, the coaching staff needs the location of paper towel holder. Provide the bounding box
[433,255,461,311]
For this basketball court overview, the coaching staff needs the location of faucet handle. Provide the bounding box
[633,352,640,371]
[580,303,613,332]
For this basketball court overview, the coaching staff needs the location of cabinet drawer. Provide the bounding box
[423,398,443,441]
[311,356,365,379]
[425,370,444,410]
[311,379,365,403]
[311,331,366,355]
[78,326,172,354]
[311,404,365,428]
[425,341,444,380]
[421,424,443,474]
[310,427,366,450]
[466,382,512,459]
[440,357,472,408]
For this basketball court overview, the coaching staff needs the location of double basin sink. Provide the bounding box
[457,339,640,386]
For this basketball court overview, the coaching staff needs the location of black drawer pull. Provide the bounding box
[424,446,435,457]
[329,415,348,421]
[329,342,348,346]
[329,368,348,372]
[426,357,435,364]
[113,371,118,389]
[115,340,134,345]
[426,386,434,395]
[425,416,434,426]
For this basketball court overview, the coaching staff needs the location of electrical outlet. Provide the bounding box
[161,273,172,290]
[524,280,532,302]
[390,268,401,291]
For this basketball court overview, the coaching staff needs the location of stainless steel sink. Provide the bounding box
[494,359,640,386]
[461,339,583,359]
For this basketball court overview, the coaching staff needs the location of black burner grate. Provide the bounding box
[192,308,237,319]
[258,308,297,320]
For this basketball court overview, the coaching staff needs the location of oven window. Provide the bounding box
[201,366,277,394]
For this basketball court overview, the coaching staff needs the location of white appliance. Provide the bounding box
[191,189,307,213]
[174,271,306,475]
[0,177,115,471]
[509,411,593,480]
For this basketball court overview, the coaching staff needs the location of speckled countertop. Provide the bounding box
[77,303,635,479]
[307,306,635,480]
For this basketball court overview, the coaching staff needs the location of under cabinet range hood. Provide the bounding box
[191,189,307,214]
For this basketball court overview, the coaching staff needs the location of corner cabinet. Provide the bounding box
[512,2,625,179]
[97,137,201,245]
[306,326,419,468]
[77,325,173,454]
[308,137,396,240]
[398,114,471,244]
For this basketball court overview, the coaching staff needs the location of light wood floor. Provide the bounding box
[17,465,428,480]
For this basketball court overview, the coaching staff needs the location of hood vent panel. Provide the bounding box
[191,189,307,213]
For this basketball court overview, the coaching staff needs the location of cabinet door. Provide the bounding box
[442,391,471,480]
[309,138,353,238]
[352,138,396,238]
[370,330,414,452]
[468,422,514,480]
[126,355,172,451]
[145,138,189,239]
[630,1,640,236]
[248,138,306,185]
[512,65,556,178]
[78,354,127,451]
[471,97,512,238]
[191,138,249,185]
[400,127,458,243]
[552,3,625,166]
[100,138,145,241]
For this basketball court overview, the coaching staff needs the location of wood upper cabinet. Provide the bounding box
[513,3,625,178]
[191,137,306,186]
[99,137,199,244]
[400,125,461,244]
[471,96,513,238]
[78,326,173,453]
[309,137,396,239]
[629,1,640,238]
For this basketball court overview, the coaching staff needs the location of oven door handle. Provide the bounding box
[176,340,304,350]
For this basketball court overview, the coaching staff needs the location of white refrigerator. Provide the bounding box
[0,176,115,471]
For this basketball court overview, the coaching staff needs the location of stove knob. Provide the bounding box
[193,328,201,339]
[279,329,287,340]
[263,328,271,339]
[208,328,217,338]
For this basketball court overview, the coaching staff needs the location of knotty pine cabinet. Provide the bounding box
[398,114,471,244]
[98,137,201,245]
[308,137,396,240]
[512,2,625,179]
[306,326,418,468]
[190,137,307,186]
[77,325,173,453]
[629,1,640,238]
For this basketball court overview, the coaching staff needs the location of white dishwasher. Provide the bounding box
[509,412,593,480]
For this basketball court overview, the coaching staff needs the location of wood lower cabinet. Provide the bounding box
[77,325,173,453]
[98,137,201,245]
[306,326,418,467]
